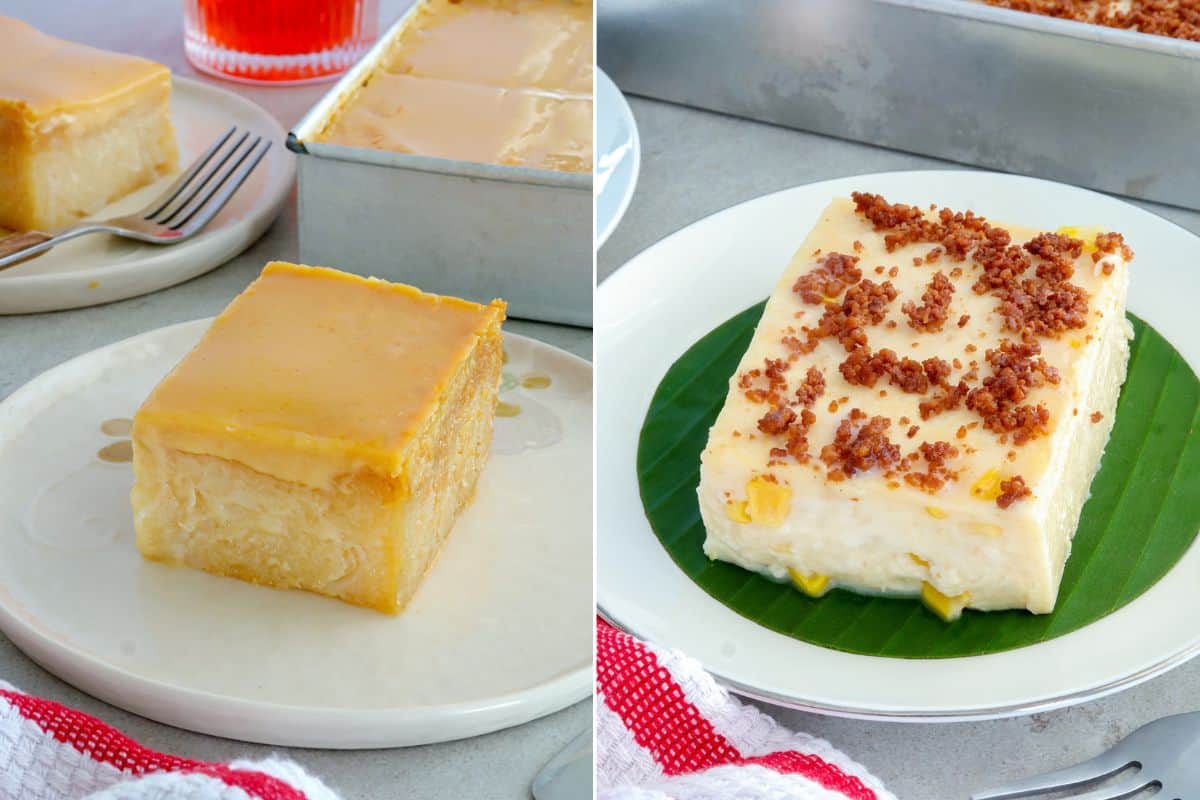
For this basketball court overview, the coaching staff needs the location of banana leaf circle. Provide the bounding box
[637,302,1200,658]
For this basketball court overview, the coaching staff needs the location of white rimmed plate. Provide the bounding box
[595,69,640,250]
[0,321,592,747]
[0,77,293,315]
[597,169,1200,721]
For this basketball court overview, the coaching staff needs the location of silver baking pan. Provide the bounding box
[598,0,1200,210]
[288,2,592,326]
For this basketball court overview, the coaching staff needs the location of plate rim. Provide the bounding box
[596,168,1200,721]
[0,76,294,308]
[0,318,592,748]
[595,68,641,250]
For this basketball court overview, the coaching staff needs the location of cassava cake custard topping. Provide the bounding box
[314,0,592,172]
[697,193,1133,619]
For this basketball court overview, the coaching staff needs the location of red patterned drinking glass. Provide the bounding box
[183,0,380,85]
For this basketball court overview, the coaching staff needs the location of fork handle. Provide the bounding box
[0,225,102,271]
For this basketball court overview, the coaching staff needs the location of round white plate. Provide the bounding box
[597,170,1200,722]
[595,69,640,249]
[0,321,592,748]
[0,77,293,315]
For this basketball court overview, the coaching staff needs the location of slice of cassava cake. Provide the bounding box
[697,193,1133,619]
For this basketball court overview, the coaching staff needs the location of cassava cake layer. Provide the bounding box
[0,16,178,231]
[697,194,1133,619]
[314,0,592,173]
[131,262,507,614]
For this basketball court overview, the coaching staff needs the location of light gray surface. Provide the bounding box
[597,96,1200,800]
[0,3,590,798]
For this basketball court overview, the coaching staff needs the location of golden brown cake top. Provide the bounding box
[135,262,506,480]
[314,0,592,172]
[315,72,590,171]
[0,16,170,119]
[386,0,592,93]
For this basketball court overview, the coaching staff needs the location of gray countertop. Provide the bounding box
[0,3,590,798]
[598,96,1200,800]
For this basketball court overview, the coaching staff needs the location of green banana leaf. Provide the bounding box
[637,303,1200,658]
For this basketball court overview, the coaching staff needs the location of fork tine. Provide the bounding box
[142,126,237,219]
[1021,776,1155,800]
[172,138,271,235]
[153,130,252,227]
[171,138,270,235]
[971,750,1139,800]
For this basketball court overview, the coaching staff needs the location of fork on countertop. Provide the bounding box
[973,711,1200,800]
[0,126,270,271]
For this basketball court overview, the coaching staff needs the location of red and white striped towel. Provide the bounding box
[596,621,896,800]
[0,681,338,800]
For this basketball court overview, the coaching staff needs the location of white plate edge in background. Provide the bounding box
[595,69,641,250]
[0,77,294,315]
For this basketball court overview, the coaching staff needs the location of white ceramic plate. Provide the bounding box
[0,77,293,315]
[595,69,640,249]
[597,170,1200,722]
[0,321,592,748]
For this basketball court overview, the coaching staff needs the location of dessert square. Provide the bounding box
[697,194,1133,618]
[131,262,507,614]
[315,71,590,172]
[0,16,178,232]
[382,0,592,93]
[314,0,591,173]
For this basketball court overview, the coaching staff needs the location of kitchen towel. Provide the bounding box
[0,681,338,800]
[596,620,897,800]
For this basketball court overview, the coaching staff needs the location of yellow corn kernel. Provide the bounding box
[921,582,971,622]
[909,553,930,568]
[746,477,791,527]
[788,568,831,598]
[1057,225,1100,253]
[1069,338,1083,349]
[969,522,1003,537]
[925,506,947,519]
[971,469,1003,501]
[822,295,839,306]
[725,500,751,523]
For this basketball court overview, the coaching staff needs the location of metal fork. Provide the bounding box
[0,126,270,271]
[973,712,1200,800]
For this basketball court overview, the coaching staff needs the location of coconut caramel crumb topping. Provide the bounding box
[983,0,1200,43]
[1026,232,1083,282]
[904,272,955,332]
[996,475,1032,508]
[1093,232,1134,275]
[820,408,900,481]
[998,279,1090,339]
[965,340,1060,444]
[903,440,960,493]
[791,366,825,407]
[792,252,862,304]
[838,349,953,395]
[788,278,900,354]
[919,381,970,421]
[746,191,1131,507]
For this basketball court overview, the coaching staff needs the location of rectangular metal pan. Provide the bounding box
[290,1,593,326]
[598,0,1200,210]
